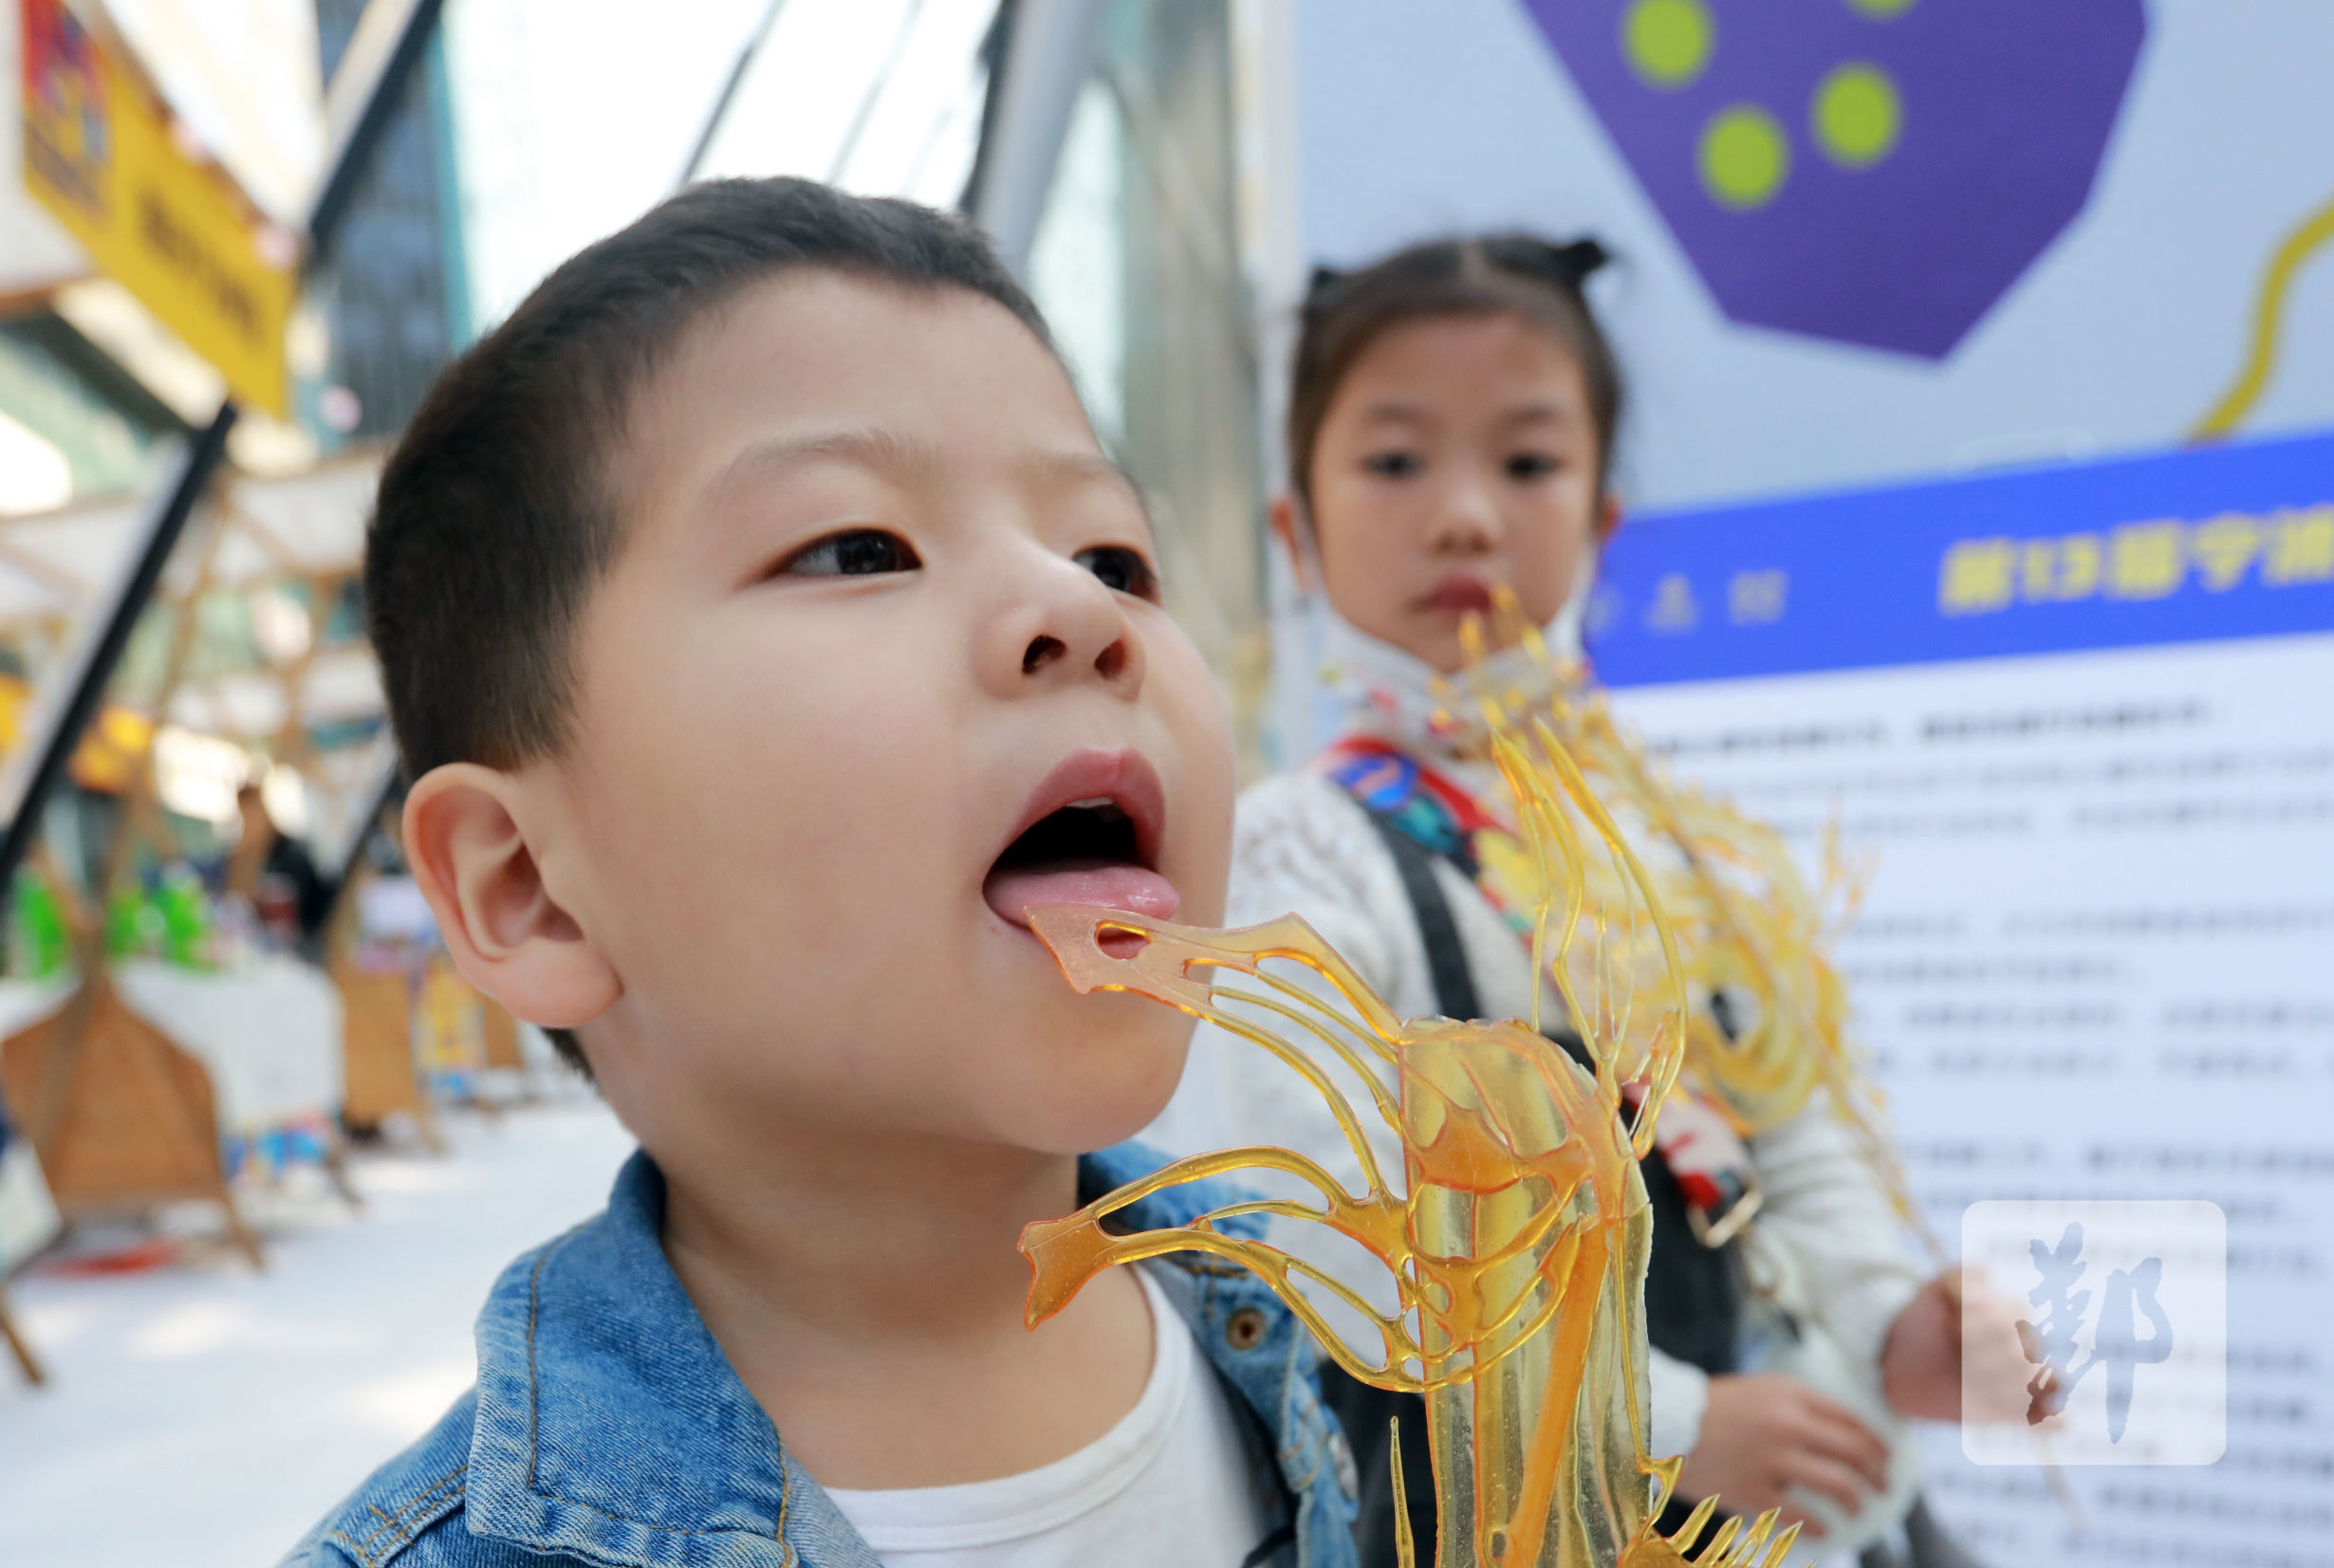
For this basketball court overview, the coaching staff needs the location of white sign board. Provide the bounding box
[1599,433,2334,1564]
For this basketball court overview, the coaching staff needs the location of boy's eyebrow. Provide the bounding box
[1032,449,1158,539]
[702,431,1143,509]
[704,427,945,502]
[1028,448,1144,502]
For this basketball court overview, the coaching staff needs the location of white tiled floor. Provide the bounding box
[0,1098,635,1568]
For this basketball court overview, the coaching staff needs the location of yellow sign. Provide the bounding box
[0,671,157,795]
[20,0,297,415]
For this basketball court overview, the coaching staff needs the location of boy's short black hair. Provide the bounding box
[366,177,1050,1073]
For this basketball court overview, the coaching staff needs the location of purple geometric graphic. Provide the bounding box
[1521,0,2148,360]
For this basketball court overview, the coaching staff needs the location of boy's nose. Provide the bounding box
[984,557,1144,700]
[1022,630,1131,683]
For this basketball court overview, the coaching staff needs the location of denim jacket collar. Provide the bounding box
[460,1147,1356,1568]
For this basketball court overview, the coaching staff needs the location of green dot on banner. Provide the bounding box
[1621,0,1713,89]
[1846,0,1917,17]
[1813,62,1902,167]
[1699,105,1789,211]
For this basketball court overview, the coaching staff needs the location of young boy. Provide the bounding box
[287,178,1359,1568]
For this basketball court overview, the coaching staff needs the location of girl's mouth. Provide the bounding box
[1419,574,1496,614]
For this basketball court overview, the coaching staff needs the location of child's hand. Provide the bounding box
[1676,1372,1891,1538]
[1883,1270,2039,1421]
[1880,1272,1968,1419]
[1883,1269,2040,1425]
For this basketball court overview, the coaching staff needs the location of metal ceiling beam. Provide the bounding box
[676,0,791,190]
[965,0,1106,277]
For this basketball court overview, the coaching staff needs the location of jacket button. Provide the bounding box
[1225,1307,1268,1351]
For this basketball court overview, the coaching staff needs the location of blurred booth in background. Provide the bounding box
[0,0,556,1301]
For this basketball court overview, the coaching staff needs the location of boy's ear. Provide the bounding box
[1269,492,1318,592]
[1595,490,1623,544]
[401,764,621,1030]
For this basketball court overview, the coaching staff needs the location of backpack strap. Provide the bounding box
[1359,798,1745,1375]
[1361,807,1481,1023]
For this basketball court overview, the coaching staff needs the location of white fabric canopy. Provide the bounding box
[0,449,383,637]
[0,1139,57,1273]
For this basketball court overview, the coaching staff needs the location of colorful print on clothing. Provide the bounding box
[1321,738,1492,877]
[1319,733,1760,1237]
[1621,1085,1754,1220]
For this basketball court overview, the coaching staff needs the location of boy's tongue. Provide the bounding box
[984,858,1179,928]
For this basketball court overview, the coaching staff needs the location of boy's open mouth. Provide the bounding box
[983,748,1177,945]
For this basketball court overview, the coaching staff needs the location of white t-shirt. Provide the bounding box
[824,1268,1275,1567]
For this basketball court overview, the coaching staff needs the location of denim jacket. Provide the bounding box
[284,1145,1361,1568]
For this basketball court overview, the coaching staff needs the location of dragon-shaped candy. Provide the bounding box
[1020,718,1803,1567]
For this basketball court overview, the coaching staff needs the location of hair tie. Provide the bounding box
[1483,233,1611,291]
[1549,237,1610,286]
[1304,264,1350,311]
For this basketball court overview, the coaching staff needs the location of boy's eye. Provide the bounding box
[775,528,921,579]
[1075,544,1158,600]
[1507,452,1560,480]
[1364,450,1422,479]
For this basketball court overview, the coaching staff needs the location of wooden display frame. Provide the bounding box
[0,976,264,1268]
[0,1287,41,1384]
[336,966,440,1148]
[482,997,523,1073]
[0,504,363,1268]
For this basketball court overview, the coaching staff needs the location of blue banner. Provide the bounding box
[1587,430,2334,687]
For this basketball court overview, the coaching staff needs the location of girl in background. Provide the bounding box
[1153,236,1984,1568]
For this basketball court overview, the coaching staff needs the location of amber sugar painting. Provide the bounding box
[1018,712,1804,1567]
[1454,596,1938,1264]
